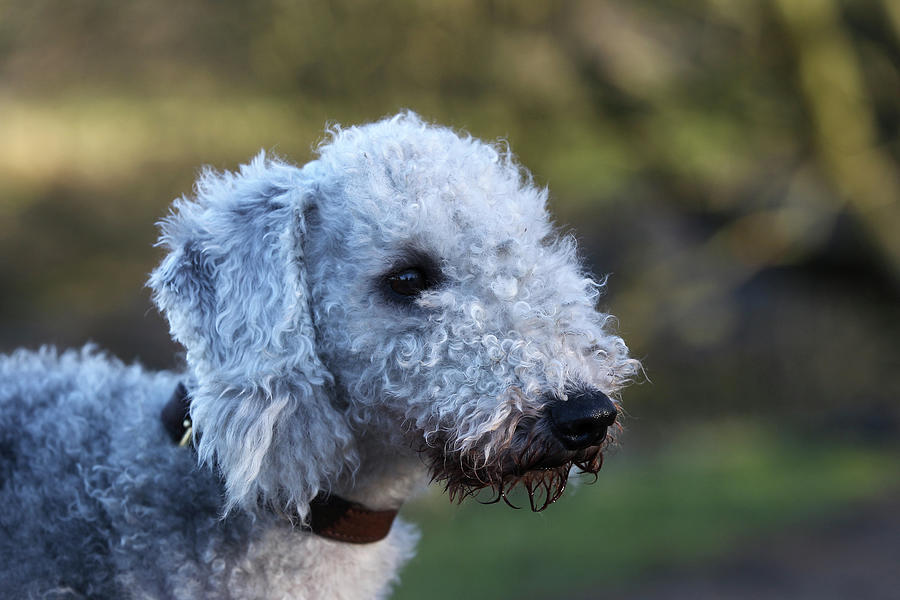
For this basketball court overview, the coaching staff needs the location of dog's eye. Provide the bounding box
[388,268,428,297]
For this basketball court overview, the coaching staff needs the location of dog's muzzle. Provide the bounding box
[426,387,618,512]
[545,390,618,451]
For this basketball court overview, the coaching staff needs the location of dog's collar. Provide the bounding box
[161,382,195,446]
[306,493,398,544]
[160,382,397,544]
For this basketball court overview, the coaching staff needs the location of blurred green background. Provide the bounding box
[1,1,898,598]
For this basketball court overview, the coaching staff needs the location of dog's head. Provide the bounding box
[150,112,639,519]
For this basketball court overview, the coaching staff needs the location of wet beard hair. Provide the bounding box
[423,416,611,512]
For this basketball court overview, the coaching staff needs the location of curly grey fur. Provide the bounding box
[0,112,637,599]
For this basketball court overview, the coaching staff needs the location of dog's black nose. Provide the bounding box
[546,390,617,451]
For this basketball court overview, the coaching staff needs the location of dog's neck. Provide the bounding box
[332,433,430,510]
[161,383,422,541]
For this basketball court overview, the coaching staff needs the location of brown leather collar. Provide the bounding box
[307,494,398,544]
[161,382,397,544]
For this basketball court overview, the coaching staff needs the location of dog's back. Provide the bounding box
[0,347,226,597]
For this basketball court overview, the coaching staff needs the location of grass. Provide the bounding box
[394,421,900,600]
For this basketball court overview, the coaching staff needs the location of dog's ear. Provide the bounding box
[149,152,356,520]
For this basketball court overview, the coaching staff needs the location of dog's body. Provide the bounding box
[0,348,417,598]
[0,113,637,599]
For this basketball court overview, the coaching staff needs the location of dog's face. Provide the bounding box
[151,113,638,517]
[305,117,638,509]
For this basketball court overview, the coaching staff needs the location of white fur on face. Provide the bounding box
[305,115,638,481]
[151,112,638,519]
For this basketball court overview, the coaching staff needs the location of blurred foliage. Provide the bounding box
[3,0,898,421]
[2,1,899,597]
[1,0,898,411]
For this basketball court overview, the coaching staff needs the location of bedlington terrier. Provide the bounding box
[0,112,638,599]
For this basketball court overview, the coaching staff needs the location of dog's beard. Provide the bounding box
[422,416,610,512]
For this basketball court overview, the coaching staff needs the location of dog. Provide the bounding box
[0,112,638,598]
